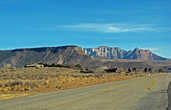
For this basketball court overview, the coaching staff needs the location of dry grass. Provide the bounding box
[0,67,144,100]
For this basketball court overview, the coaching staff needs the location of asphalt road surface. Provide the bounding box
[0,74,170,110]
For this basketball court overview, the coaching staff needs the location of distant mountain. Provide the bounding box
[83,46,168,61]
[0,46,92,68]
[0,45,169,71]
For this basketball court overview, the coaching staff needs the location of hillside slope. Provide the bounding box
[0,46,92,67]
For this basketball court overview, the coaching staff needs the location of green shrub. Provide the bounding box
[158,68,164,73]
[75,64,83,70]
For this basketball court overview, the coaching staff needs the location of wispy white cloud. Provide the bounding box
[57,23,158,33]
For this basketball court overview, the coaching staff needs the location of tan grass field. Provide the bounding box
[0,67,144,100]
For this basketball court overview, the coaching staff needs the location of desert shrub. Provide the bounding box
[144,68,148,73]
[148,68,152,73]
[75,64,83,70]
[56,86,62,89]
[36,74,47,80]
[4,80,23,87]
[158,68,164,73]
[125,73,129,76]
[128,68,132,73]
[80,69,94,73]
[94,74,104,78]
[44,63,72,68]
[24,88,30,91]
[105,68,117,73]
[57,64,72,68]
[117,68,125,73]
[0,83,3,87]
[132,67,137,73]
[53,74,60,78]
[71,74,81,78]
[24,81,39,89]
[81,74,94,78]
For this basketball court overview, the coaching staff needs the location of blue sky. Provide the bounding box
[0,0,171,58]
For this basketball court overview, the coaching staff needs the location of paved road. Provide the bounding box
[0,74,170,110]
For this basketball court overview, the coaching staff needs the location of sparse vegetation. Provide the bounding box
[43,63,72,68]
[144,67,148,73]
[158,68,164,73]
[0,67,142,100]
[104,68,117,73]
[132,67,137,73]
[80,68,94,73]
[148,68,152,73]
[75,64,84,70]
[116,68,125,73]
[128,67,132,73]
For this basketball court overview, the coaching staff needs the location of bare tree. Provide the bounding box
[148,68,152,73]
[144,67,148,73]
[132,67,137,73]
[128,67,132,73]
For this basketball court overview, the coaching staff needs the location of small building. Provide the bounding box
[24,63,44,68]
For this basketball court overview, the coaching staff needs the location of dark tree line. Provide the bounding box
[104,66,153,73]
[127,67,152,73]
[144,67,152,73]
[104,68,118,73]
[127,67,137,73]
